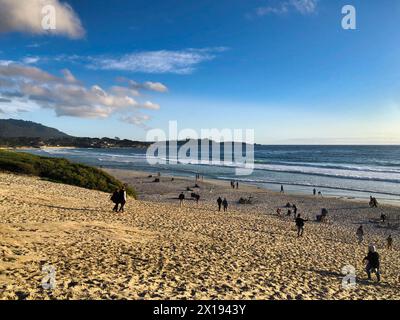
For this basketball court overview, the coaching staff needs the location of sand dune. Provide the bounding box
[1,172,399,300]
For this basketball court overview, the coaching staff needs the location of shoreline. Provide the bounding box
[9,146,400,206]
[103,168,400,209]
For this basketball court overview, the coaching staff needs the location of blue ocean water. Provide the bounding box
[23,145,400,204]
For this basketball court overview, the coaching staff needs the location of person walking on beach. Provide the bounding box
[222,198,228,212]
[387,235,393,250]
[295,214,308,237]
[111,189,120,212]
[369,196,378,208]
[217,197,223,212]
[356,226,364,245]
[293,204,298,216]
[118,187,127,213]
[363,245,381,282]
[236,181,239,189]
[280,185,284,193]
[313,188,316,196]
[195,193,200,205]
[179,192,185,208]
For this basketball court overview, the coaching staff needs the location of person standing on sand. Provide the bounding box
[111,189,120,212]
[222,198,228,212]
[236,181,239,189]
[179,192,185,208]
[280,185,284,193]
[295,214,308,237]
[356,226,364,244]
[313,188,316,196]
[293,204,298,216]
[217,197,223,212]
[387,235,393,250]
[363,245,381,282]
[195,194,200,205]
[118,187,127,213]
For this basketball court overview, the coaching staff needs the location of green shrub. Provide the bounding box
[0,150,136,198]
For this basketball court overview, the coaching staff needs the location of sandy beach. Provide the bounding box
[1,170,399,300]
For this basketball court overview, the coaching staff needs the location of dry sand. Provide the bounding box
[1,170,399,300]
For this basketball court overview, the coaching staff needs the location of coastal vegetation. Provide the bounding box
[0,150,136,198]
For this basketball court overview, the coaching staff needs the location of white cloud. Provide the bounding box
[121,113,152,130]
[88,48,228,74]
[142,82,168,93]
[254,0,318,17]
[61,68,78,83]
[291,0,318,14]
[0,0,85,39]
[117,78,168,93]
[22,56,40,64]
[141,101,160,110]
[256,4,289,16]
[0,63,162,126]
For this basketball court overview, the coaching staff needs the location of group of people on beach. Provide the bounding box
[313,188,323,196]
[276,202,298,217]
[369,196,379,208]
[276,203,307,237]
[178,191,229,212]
[217,197,229,212]
[230,180,239,189]
[276,200,394,282]
[110,187,127,212]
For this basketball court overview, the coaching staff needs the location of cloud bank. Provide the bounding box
[0,62,167,127]
[0,0,85,38]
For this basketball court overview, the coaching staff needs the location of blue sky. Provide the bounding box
[0,0,400,144]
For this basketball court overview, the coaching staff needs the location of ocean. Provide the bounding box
[22,145,400,205]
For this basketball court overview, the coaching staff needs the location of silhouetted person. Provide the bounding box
[217,197,223,212]
[313,188,316,196]
[236,181,239,189]
[111,189,120,212]
[280,185,284,193]
[179,192,185,207]
[381,213,386,223]
[118,187,127,213]
[369,196,378,208]
[293,204,298,215]
[356,226,364,245]
[222,198,228,212]
[295,214,308,237]
[387,235,393,250]
[363,245,380,282]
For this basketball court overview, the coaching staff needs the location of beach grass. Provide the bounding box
[0,150,136,198]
